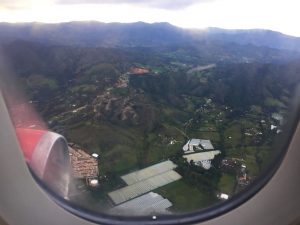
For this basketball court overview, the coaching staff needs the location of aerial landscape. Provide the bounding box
[1,21,300,215]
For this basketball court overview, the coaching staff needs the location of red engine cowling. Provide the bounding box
[16,128,70,199]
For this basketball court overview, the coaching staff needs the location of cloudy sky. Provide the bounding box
[0,0,300,37]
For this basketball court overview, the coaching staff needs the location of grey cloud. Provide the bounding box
[55,0,214,10]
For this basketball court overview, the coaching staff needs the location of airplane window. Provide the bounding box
[0,0,300,224]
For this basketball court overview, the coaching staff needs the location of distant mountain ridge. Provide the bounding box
[1,22,300,52]
[202,27,300,52]
[0,22,189,47]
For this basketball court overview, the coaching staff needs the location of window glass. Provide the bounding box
[0,0,300,220]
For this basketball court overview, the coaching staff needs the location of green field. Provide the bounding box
[244,154,259,177]
[256,146,273,171]
[224,122,242,148]
[156,180,219,213]
[146,143,182,165]
[218,173,236,195]
[66,123,142,174]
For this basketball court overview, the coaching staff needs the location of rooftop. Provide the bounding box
[129,67,150,75]
[69,147,98,179]
[218,193,229,200]
[183,139,214,151]
[121,160,177,185]
[189,139,201,146]
[199,139,214,150]
[109,170,181,205]
[183,150,221,163]
[109,192,172,216]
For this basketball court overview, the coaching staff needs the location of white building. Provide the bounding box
[217,193,229,200]
[271,125,277,130]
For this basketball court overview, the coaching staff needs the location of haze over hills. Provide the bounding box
[2,22,300,79]
[1,22,300,52]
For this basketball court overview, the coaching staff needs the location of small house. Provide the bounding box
[217,193,229,200]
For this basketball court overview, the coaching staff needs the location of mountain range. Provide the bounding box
[1,22,300,52]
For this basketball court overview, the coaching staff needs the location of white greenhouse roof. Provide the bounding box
[183,150,221,163]
[121,160,177,185]
[108,170,182,205]
[109,192,172,216]
[185,139,214,150]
